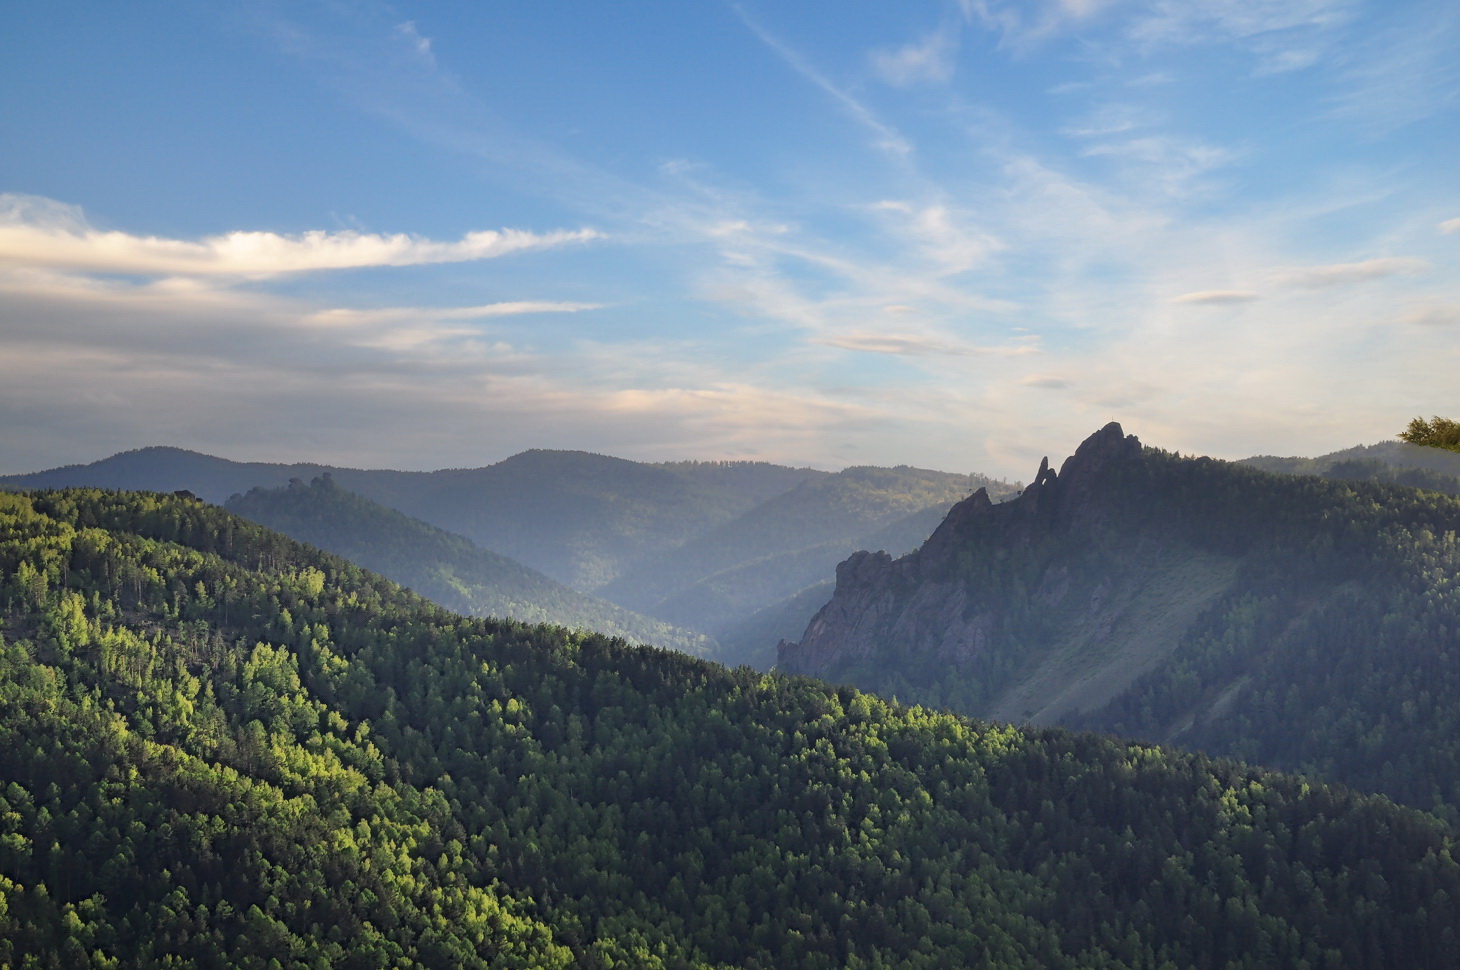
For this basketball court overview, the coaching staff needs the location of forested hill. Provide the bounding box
[1242,439,1460,496]
[5,488,1460,967]
[781,423,1460,819]
[0,448,1008,669]
[0,447,826,590]
[225,475,716,656]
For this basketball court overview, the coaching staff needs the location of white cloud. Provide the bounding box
[1275,257,1429,288]
[1441,218,1460,234]
[1171,290,1259,304]
[962,0,1122,50]
[0,194,599,278]
[871,25,960,87]
[304,301,603,328]
[871,201,1003,275]
[393,21,435,66]
[1022,374,1072,389]
[1402,305,1460,327]
[819,331,1039,357]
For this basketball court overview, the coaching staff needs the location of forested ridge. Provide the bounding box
[0,448,1004,670]
[1241,438,1460,497]
[1068,449,1460,817]
[225,475,715,656]
[783,426,1460,823]
[4,487,1460,967]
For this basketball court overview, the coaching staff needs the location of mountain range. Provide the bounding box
[781,423,1460,821]
[0,447,1012,668]
[225,475,716,656]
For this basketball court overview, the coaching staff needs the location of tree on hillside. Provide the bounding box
[1399,415,1460,453]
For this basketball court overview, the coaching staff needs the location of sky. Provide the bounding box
[1,0,1457,479]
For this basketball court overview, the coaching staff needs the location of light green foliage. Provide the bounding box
[1,488,1459,966]
[1401,415,1460,454]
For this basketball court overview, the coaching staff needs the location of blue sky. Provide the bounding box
[1,0,1456,478]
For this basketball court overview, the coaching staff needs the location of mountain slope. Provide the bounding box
[781,423,1460,818]
[225,475,716,655]
[1,449,1014,666]
[0,445,341,502]
[603,467,1016,632]
[1242,439,1460,496]
[5,488,1460,966]
[0,447,824,590]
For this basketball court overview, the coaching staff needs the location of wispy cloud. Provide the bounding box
[305,301,603,328]
[818,331,1039,357]
[968,0,1353,72]
[1402,305,1460,327]
[1130,0,1356,46]
[1171,289,1259,304]
[870,201,1003,275]
[1442,218,1460,234]
[962,0,1122,51]
[1021,374,1072,389]
[1328,2,1460,131]
[871,23,960,87]
[392,21,435,67]
[0,194,598,278]
[732,6,913,157]
[1062,102,1162,139]
[1081,136,1236,194]
[1275,257,1429,289]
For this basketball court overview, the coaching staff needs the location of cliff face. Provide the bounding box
[777,423,1238,723]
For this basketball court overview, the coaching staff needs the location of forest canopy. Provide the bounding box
[4,487,1460,967]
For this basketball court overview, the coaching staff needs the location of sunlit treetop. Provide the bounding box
[1399,416,1460,454]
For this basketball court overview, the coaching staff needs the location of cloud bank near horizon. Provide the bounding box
[1,2,1456,479]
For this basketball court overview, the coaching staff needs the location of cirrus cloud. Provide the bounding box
[1275,257,1429,289]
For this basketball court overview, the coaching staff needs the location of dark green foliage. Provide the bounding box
[803,441,1460,823]
[4,488,1460,966]
[1400,416,1460,455]
[225,476,716,655]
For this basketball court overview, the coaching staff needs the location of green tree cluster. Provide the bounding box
[1400,416,1460,454]
[2,488,1460,966]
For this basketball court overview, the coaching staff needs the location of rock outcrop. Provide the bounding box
[778,422,1147,681]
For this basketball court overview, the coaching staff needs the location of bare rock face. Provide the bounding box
[777,423,1144,677]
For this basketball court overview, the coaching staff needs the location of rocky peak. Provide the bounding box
[777,423,1145,676]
